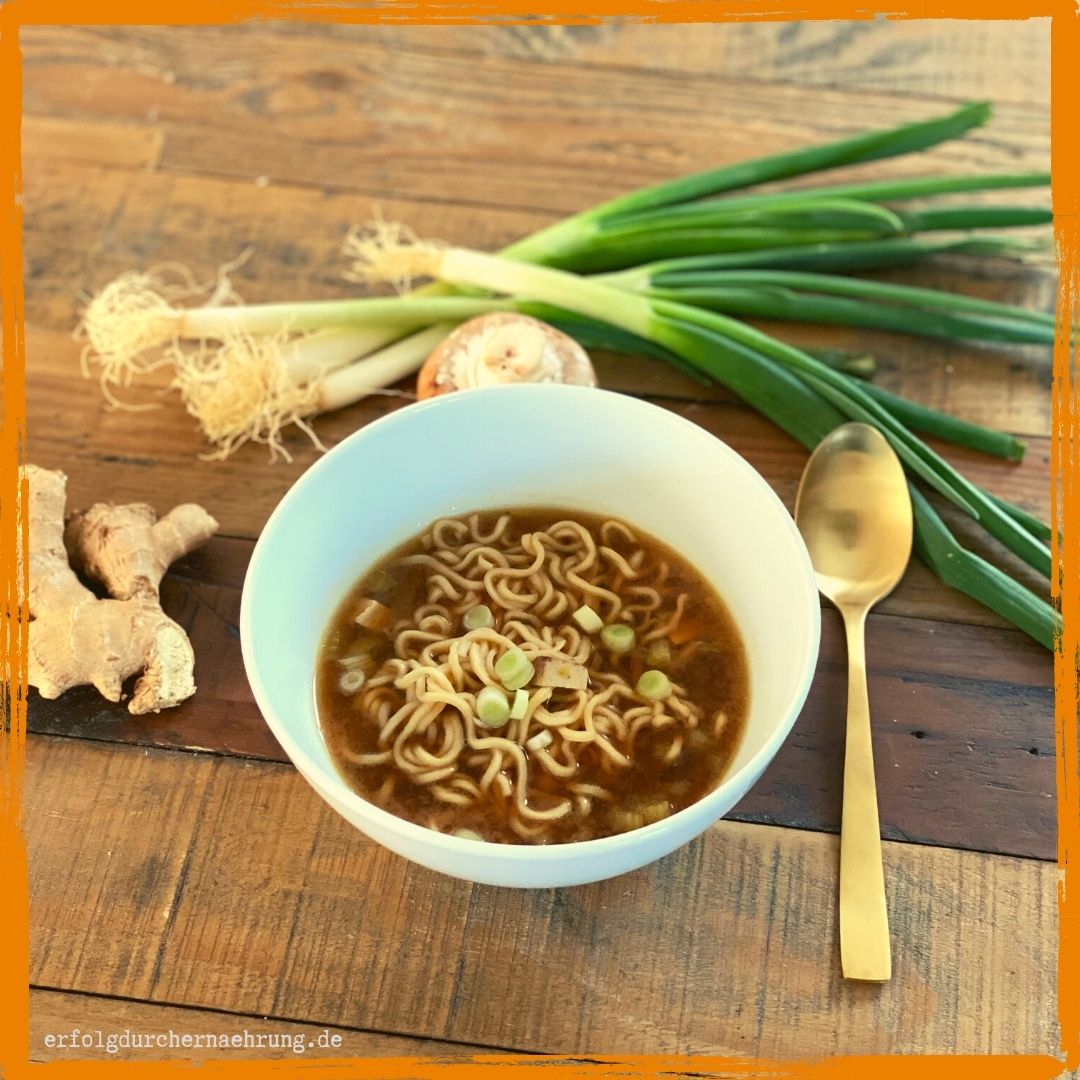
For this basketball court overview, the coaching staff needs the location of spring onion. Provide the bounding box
[557,300,1021,460]
[533,306,879,381]
[338,669,366,694]
[525,729,554,752]
[637,670,672,701]
[549,202,1051,274]
[495,647,534,692]
[351,235,1037,559]
[601,624,636,654]
[597,170,1050,223]
[912,487,1060,649]
[859,383,1026,462]
[338,652,371,669]
[505,101,997,265]
[463,604,494,631]
[82,102,1053,468]
[82,282,506,386]
[572,605,604,633]
[654,285,1053,346]
[476,685,511,728]
[603,266,1056,345]
[510,688,529,721]
[898,205,1052,232]
[608,235,1047,275]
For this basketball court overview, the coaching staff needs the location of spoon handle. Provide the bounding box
[839,607,892,982]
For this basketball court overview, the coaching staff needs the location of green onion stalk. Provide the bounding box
[534,303,1026,463]
[536,203,1050,274]
[622,235,1048,274]
[83,101,1049,434]
[503,101,1021,264]
[597,266,1056,346]
[344,236,1059,650]
[333,101,1049,396]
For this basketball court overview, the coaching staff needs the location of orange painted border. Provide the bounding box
[0,3,1075,1080]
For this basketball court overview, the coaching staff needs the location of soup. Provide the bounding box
[316,508,749,844]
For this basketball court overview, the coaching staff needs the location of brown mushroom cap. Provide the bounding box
[416,312,597,401]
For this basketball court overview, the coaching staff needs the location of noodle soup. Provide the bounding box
[316,508,749,845]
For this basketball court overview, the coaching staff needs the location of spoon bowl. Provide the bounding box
[795,423,913,612]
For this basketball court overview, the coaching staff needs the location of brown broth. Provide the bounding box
[316,508,749,844]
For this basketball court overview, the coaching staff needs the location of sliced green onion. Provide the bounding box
[339,669,366,694]
[476,686,511,728]
[646,639,672,668]
[463,604,493,631]
[526,729,554,752]
[637,670,672,701]
[510,688,529,721]
[495,647,534,692]
[601,624,636,654]
[572,604,604,633]
[338,652,370,669]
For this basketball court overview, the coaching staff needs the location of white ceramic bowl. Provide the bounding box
[241,384,820,888]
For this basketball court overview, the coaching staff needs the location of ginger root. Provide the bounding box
[25,465,218,714]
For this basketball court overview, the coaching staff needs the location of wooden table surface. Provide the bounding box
[22,19,1059,1063]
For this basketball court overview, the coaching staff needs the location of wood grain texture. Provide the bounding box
[248,21,1051,108]
[22,115,164,170]
[25,735,1058,1058]
[29,989,493,1061]
[21,25,1051,219]
[25,514,1055,860]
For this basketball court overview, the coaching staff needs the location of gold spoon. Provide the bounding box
[795,422,913,983]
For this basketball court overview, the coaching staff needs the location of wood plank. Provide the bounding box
[29,988,495,1061]
[26,528,1055,859]
[26,739,214,999]
[248,21,1051,108]
[22,26,1050,219]
[22,115,163,171]
[25,735,1058,1057]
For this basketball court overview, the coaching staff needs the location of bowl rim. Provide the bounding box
[240,383,821,860]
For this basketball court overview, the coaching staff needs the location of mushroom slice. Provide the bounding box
[533,657,589,690]
[417,312,597,400]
